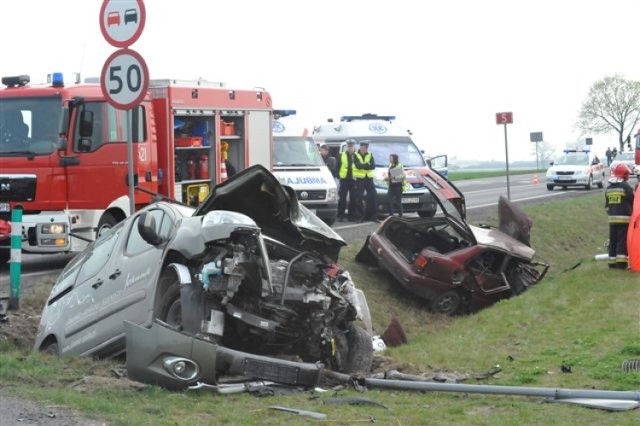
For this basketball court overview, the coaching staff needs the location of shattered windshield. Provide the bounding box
[274,137,324,166]
[0,96,61,156]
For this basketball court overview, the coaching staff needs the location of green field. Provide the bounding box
[1,194,639,425]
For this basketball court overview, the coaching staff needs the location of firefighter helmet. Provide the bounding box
[612,163,631,180]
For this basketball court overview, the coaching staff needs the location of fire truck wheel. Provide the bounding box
[96,213,117,239]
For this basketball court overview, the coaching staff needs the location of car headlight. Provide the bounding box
[327,187,337,202]
[546,169,554,177]
[41,223,66,234]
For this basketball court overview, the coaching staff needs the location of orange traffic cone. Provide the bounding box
[532,174,539,184]
[220,161,228,182]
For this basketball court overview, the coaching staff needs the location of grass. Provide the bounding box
[1,194,639,425]
[449,169,540,181]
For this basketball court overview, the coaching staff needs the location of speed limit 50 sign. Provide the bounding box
[100,48,149,110]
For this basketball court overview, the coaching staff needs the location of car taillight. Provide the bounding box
[414,254,430,270]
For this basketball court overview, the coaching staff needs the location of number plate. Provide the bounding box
[558,176,572,181]
[0,203,10,213]
[401,197,420,204]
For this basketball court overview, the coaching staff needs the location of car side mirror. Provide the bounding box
[138,212,163,245]
[549,161,554,166]
[79,110,93,138]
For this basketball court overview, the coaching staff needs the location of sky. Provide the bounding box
[1,0,639,163]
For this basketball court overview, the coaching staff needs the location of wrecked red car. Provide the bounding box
[357,169,548,315]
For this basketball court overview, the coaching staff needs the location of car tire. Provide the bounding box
[546,184,554,191]
[339,324,373,374]
[155,273,181,327]
[96,212,118,239]
[41,341,59,356]
[597,173,604,189]
[585,175,592,190]
[418,209,436,218]
[430,290,463,315]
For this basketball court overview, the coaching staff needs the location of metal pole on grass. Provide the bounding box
[8,206,22,310]
[504,123,511,200]
[127,109,135,215]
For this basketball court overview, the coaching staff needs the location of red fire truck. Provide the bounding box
[0,74,273,264]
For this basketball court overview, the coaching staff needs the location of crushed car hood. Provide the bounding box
[470,225,535,260]
[194,165,345,260]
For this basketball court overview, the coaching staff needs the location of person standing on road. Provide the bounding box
[606,147,612,166]
[605,164,635,269]
[336,140,357,222]
[319,144,338,179]
[353,140,378,222]
[386,153,406,217]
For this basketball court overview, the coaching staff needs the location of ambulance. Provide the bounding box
[272,110,338,225]
[312,114,437,217]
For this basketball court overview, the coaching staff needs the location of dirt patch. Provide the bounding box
[0,303,42,350]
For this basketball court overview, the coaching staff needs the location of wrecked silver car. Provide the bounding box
[357,169,549,315]
[34,165,373,389]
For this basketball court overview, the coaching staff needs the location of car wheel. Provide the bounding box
[96,212,118,239]
[41,341,59,356]
[338,324,373,374]
[155,273,181,327]
[546,184,554,191]
[585,175,592,190]
[430,290,462,315]
[418,209,436,218]
[597,173,604,189]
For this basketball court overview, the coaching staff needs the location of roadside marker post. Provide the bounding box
[496,112,514,200]
[8,207,22,310]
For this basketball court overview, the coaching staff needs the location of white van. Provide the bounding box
[272,111,338,225]
[313,114,437,217]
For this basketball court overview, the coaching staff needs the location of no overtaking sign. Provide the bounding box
[99,0,146,48]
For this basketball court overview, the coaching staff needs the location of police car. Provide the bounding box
[272,111,338,225]
[313,114,437,217]
[545,149,606,190]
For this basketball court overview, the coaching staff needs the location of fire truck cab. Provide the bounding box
[0,74,273,264]
[312,114,437,218]
[272,110,337,225]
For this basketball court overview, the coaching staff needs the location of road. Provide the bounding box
[0,171,607,284]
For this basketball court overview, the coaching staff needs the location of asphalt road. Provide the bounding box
[0,171,610,285]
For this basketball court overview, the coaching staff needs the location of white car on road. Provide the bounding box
[546,150,605,190]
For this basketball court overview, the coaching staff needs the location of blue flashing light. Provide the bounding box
[340,114,396,122]
[274,109,296,118]
[51,72,64,87]
[563,149,589,154]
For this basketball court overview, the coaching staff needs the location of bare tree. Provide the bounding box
[578,75,640,152]
[530,140,556,167]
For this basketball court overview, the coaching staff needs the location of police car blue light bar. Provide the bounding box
[563,149,590,153]
[340,114,396,122]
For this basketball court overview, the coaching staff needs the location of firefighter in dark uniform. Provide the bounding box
[336,139,357,222]
[605,163,635,269]
[353,140,378,222]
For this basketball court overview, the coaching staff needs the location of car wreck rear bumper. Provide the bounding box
[125,321,324,391]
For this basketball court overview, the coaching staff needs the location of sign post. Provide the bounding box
[496,112,513,200]
[99,0,147,215]
[530,131,543,171]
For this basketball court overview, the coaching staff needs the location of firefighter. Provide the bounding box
[605,163,635,269]
[353,140,378,222]
[336,139,357,222]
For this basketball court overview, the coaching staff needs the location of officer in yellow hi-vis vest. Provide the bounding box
[336,139,358,221]
[353,140,378,222]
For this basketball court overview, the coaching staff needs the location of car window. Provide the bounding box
[126,209,172,255]
[76,228,121,284]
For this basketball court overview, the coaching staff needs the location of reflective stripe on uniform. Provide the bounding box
[339,152,352,179]
[608,215,631,224]
[353,152,373,179]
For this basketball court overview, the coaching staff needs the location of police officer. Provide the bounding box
[353,140,378,222]
[605,163,635,269]
[336,139,357,221]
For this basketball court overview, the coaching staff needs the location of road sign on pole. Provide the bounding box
[496,112,513,200]
[100,48,149,110]
[100,0,146,48]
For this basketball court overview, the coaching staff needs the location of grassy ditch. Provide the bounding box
[1,194,639,425]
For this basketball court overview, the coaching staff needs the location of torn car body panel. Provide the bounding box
[35,165,372,388]
[358,168,548,314]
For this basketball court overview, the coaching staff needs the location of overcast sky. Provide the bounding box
[2,0,639,162]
